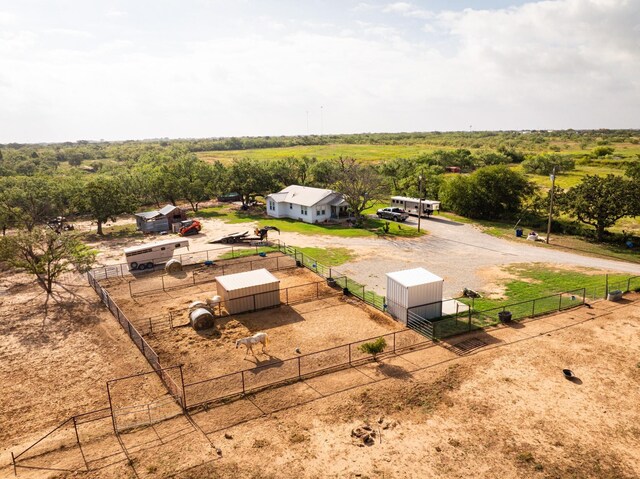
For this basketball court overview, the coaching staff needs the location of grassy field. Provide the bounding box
[196,144,459,164]
[438,211,640,262]
[292,247,354,266]
[512,164,627,189]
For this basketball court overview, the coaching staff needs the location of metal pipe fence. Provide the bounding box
[183,327,430,408]
[87,271,181,407]
[136,280,343,334]
[406,288,587,340]
[126,254,296,297]
[90,242,282,281]
[276,242,387,311]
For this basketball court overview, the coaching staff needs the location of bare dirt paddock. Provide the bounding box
[103,265,403,383]
[5,294,640,479]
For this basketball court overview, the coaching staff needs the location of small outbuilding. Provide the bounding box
[216,268,280,314]
[134,204,187,233]
[386,268,444,324]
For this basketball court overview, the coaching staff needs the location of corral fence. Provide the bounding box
[407,288,587,340]
[90,242,282,281]
[87,270,184,409]
[136,280,343,334]
[106,366,186,433]
[183,328,430,408]
[10,407,112,475]
[126,253,296,298]
[276,242,387,311]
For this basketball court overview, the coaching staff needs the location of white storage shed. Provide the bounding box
[386,268,443,324]
[216,268,280,314]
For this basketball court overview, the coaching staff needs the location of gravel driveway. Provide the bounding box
[276,215,640,297]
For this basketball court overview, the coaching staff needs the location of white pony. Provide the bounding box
[236,332,269,357]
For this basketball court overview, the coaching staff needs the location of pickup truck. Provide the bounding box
[376,207,409,222]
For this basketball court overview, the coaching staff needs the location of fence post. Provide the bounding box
[192,271,196,285]
[162,275,165,292]
[348,344,352,365]
[179,365,187,411]
[286,288,289,305]
[106,381,117,434]
[582,288,586,305]
[253,294,256,312]
[468,308,471,332]
[558,293,563,311]
[532,299,536,317]
[393,332,396,353]
[316,282,319,298]
[297,356,301,379]
[241,371,246,395]
[128,281,133,298]
[149,317,153,334]
[232,246,235,258]
[11,451,16,476]
[605,273,609,299]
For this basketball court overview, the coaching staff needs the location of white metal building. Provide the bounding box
[390,196,441,217]
[386,268,444,324]
[266,185,349,223]
[216,268,280,314]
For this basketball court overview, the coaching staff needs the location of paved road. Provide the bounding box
[281,215,640,297]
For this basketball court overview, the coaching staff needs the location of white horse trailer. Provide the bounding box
[390,196,441,217]
[124,239,189,271]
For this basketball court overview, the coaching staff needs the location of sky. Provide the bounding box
[0,0,638,143]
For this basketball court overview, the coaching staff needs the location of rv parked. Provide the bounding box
[390,196,441,218]
[124,239,189,271]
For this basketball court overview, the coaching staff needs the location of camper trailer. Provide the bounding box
[390,196,441,218]
[123,239,189,271]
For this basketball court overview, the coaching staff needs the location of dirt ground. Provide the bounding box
[103,265,402,382]
[3,293,640,479]
[0,270,168,460]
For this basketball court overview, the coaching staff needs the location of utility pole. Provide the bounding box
[417,174,423,233]
[546,166,556,244]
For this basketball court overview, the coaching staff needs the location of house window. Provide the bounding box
[289,203,293,209]
[300,206,307,215]
[317,208,325,215]
[268,201,275,211]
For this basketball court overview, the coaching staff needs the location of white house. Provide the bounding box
[265,185,349,224]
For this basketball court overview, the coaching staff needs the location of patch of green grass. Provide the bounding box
[217,245,280,260]
[466,264,630,312]
[362,201,389,215]
[258,217,376,237]
[293,247,354,266]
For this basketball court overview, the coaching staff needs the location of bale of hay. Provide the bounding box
[189,300,210,312]
[190,308,215,331]
[165,259,183,274]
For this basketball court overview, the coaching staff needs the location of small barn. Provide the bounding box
[216,268,280,314]
[386,268,444,324]
[135,205,187,233]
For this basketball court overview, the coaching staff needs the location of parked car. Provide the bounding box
[376,207,409,222]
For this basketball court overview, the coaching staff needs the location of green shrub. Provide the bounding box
[358,337,387,359]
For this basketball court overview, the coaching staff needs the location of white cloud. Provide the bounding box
[0,0,638,142]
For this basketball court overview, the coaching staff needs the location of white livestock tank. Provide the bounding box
[386,268,444,324]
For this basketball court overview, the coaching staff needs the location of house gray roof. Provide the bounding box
[267,185,341,207]
[135,204,180,220]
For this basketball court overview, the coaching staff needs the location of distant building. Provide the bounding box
[266,185,349,224]
[135,204,187,233]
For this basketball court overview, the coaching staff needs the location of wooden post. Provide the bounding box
[11,451,17,476]
[297,356,301,379]
[241,371,246,395]
[605,274,609,299]
[532,299,536,317]
[128,281,133,298]
[348,344,352,365]
[162,275,165,291]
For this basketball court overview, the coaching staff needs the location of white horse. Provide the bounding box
[236,332,269,357]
